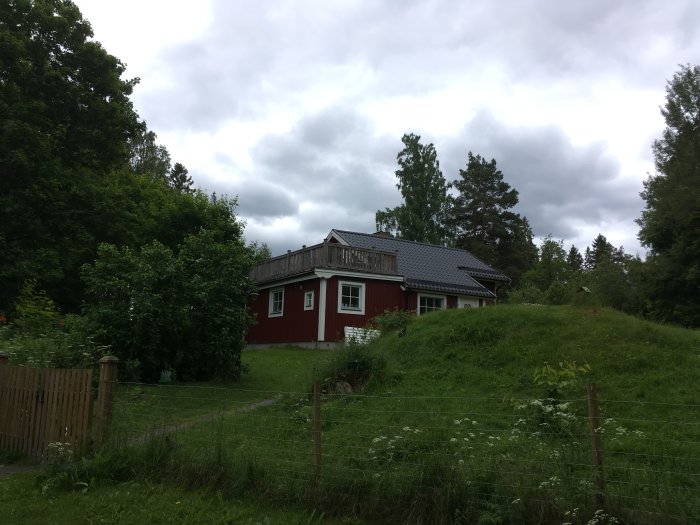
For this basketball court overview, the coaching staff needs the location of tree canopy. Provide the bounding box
[0,0,142,311]
[0,0,256,380]
[451,152,536,285]
[637,64,700,326]
[375,133,451,244]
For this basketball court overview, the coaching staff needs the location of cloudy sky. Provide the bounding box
[74,0,700,257]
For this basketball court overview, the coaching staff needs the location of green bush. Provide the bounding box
[373,308,414,333]
[506,284,546,304]
[317,343,386,391]
[0,280,107,369]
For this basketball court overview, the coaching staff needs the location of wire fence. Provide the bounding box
[107,381,700,523]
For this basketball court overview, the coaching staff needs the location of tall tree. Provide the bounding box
[129,129,172,180]
[450,152,536,283]
[584,234,615,269]
[637,64,700,326]
[523,236,569,291]
[567,245,584,274]
[375,133,451,244]
[0,0,142,312]
[169,162,194,193]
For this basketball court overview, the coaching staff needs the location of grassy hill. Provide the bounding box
[300,304,700,524]
[169,305,699,524]
[374,304,697,404]
[4,305,698,524]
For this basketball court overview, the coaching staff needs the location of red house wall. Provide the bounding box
[246,276,484,344]
[246,279,319,343]
[324,277,404,342]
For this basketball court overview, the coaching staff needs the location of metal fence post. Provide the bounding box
[96,356,119,446]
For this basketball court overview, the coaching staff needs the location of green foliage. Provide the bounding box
[637,64,700,327]
[451,152,537,284]
[5,307,697,524]
[0,1,244,319]
[81,227,253,383]
[522,236,569,291]
[533,361,591,399]
[511,234,645,315]
[544,281,571,305]
[375,133,451,244]
[372,308,414,333]
[0,280,107,368]
[129,129,172,180]
[316,344,386,391]
[12,279,59,333]
[168,162,194,194]
[506,283,546,304]
[0,0,142,312]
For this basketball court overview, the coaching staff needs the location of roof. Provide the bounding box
[330,230,510,298]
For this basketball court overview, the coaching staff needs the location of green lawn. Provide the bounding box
[3,307,699,524]
[111,346,335,439]
[0,473,341,525]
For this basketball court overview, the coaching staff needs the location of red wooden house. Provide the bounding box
[245,229,510,345]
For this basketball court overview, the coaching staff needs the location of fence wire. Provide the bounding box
[108,382,700,523]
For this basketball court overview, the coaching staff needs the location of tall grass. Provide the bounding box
[36,306,700,524]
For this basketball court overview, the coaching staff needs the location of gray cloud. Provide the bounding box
[249,106,399,209]
[85,0,697,258]
[440,111,643,244]
[135,0,700,133]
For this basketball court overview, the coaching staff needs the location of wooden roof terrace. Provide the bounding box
[251,242,399,284]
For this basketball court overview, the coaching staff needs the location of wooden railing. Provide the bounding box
[251,243,398,283]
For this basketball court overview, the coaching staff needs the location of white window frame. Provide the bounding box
[304,290,314,311]
[268,287,284,317]
[417,293,446,315]
[337,281,365,315]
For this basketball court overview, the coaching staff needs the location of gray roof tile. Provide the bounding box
[331,230,509,298]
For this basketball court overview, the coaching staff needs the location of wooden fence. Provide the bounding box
[0,354,119,460]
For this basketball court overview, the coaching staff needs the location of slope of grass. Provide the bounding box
[8,306,699,524]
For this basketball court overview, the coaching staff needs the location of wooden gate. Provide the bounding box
[0,365,93,460]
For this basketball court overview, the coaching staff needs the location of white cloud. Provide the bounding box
[72,0,700,258]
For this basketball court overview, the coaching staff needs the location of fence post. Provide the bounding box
[0,352,8,366]
[95,356,119,446]
[313,379,322,488]
[586,383,606,506]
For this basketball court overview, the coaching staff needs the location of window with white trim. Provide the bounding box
[337,281,365,315]
[417,294,446,315]
[304,290,314,310]
[269,288,284,317]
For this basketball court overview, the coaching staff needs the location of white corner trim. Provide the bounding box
[324,229,349,245]
[317,278,327,341]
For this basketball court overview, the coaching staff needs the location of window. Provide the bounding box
[304,290,314,310]
[337,281,365,315]
[269,288,284,317]
[418,294,445,315]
